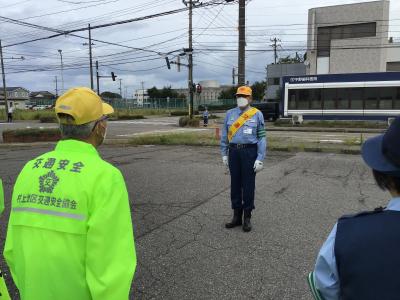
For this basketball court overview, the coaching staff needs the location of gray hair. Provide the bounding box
[58,114,96,140]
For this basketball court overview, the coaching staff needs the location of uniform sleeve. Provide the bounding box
[313,223,340,300]
[256,112,267,161]
[86,171,136,300]
[220,112,230,157]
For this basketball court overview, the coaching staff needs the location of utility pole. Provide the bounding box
[232,67,236,85]
[96,60,100,95]
[238,0,246,86]
[0,40,8,120]
[88,24,94,90]
[118,78,122,98]
[58,49,64,93]
[54,76,58,97]
[183,0,199,118]
[270,37,281,64]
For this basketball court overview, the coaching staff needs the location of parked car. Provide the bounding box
[252,102,280,121]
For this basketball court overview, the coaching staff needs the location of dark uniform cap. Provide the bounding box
[362,117,400,174]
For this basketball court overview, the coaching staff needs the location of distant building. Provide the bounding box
[134,89,149,107]
[266,63,306,101]
[306,0,400,74]
[30,91,56,106]
[0,87,30,109]
[173,80,233,108]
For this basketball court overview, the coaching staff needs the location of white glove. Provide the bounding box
[253,160,263,173]
[222,156,229,167]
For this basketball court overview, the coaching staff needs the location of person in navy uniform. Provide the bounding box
[220,86,267,232]
[203,107,209,127]
[309,117,400,300]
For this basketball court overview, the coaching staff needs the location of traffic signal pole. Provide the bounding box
[0,40,9,121]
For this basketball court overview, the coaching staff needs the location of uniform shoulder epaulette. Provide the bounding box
[339,206,386,220]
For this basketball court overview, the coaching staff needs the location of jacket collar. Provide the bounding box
[55,139,99,156]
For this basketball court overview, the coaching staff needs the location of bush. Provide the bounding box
[179,116,190,127]
[3,128,61,143]
[187,118,200,127]
[115,114,145,120]
[39,115,58,123]
[170,111,188,116]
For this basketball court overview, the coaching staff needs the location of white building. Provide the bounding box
[0,87,30,109]
[306,0,400,75]
[134,89,149,107]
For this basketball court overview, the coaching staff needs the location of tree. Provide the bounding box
[278,52,305,64]
[100,91,121,99]
[218,86,237,99]
[147,86,181,99]
[251,81,267,101]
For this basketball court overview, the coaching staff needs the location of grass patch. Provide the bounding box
[274,119,387,129]
[129,132,219,146]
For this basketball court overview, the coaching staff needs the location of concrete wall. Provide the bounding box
[307,0,390,75]
[266,63,306,100]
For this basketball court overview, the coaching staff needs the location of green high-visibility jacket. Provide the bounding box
[4,140,136,300]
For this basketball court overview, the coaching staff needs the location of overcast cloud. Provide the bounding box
[0,0,399,96]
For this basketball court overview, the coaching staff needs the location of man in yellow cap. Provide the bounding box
[220,86,267,232]
[4,87,136,300]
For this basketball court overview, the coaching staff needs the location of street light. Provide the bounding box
[58,49,64,93]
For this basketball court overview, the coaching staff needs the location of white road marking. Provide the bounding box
[117,128,209,137]
[110,120,176,126]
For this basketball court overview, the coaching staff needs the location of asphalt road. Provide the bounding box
[0,144,389,299]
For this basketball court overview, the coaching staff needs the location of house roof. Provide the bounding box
[0,87,30,92]
[30,91,55,98]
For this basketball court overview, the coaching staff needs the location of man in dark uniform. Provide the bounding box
[309,117,400,300]
[220,86,267,232]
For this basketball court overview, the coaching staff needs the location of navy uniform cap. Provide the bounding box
[362,117,400,174]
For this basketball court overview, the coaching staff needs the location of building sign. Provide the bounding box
[289,76,318,83]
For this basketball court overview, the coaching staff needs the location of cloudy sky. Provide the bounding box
[0,0,399,96]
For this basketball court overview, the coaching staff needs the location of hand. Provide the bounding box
[253,160,263,173]
[222,156,229,167]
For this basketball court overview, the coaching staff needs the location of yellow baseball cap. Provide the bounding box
[236,86,252,96]
[55,87,114,125]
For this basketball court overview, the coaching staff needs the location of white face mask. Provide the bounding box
[237,97,248,108]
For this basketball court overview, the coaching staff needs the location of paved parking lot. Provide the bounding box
[0,144,388,299]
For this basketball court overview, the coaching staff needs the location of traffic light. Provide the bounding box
[195,83,202,94]
[165,57,171,70]
[111,72,117,81]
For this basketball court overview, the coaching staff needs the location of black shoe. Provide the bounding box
[243,210,252,232]
[225,209,243,228]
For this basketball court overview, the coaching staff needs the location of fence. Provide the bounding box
[23,98,238,111]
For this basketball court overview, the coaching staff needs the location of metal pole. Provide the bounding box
[238,0,246,85]
[58,49,64,93]
[96,60,100,95]
[0,40,8,121]
[88,24,94,90]
[55,76,58,97]
[189,0,194,118]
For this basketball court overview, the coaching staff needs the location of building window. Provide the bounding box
[317,22,377,57]
[298,89,310,109]
[364,87,379,109]
[349,88,363,109]
[310,89,322,109]
[336,88,349,109]
[394,88,400,109]
[288,90,297,109]
[322,88,336,109]
[379,87,396,109]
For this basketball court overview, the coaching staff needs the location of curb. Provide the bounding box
[0,139,361,155]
